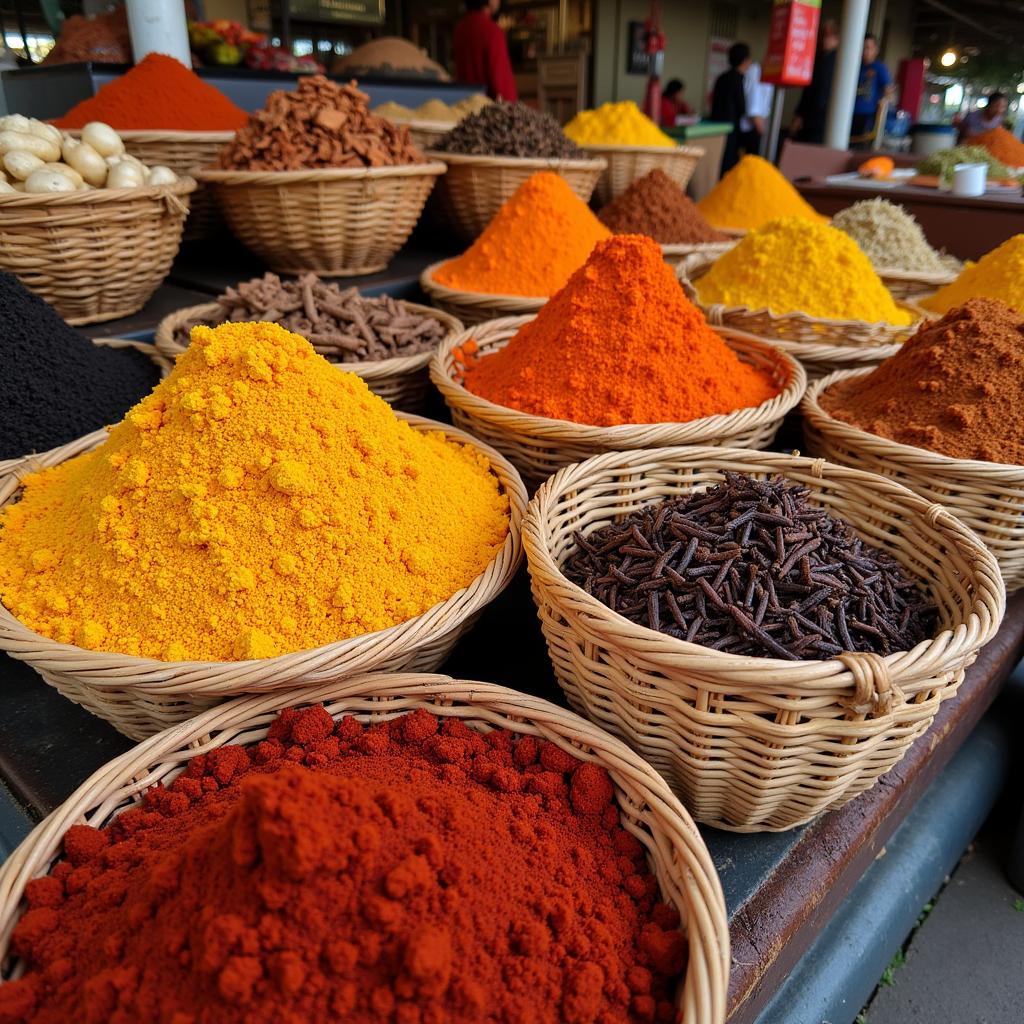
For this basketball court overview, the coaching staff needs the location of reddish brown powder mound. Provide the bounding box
[821,298,1024,463]
[0,707,685,1024]
[598,169,730,244]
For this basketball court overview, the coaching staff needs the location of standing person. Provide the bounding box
[960,92,1008,139]
[740,59,773,157]
[850,33,893,147]
[453,0,518,102]
[711,42,750,175]
[790,20,839,144]
[660,79,694,127]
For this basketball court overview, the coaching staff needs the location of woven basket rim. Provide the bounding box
[194,162,447,184]
[66,128,236,142]
[154,299,465,380]
[0,672,730,1020]
[523,444,1005,677]
[661,239,739,257]
[424,150,608,171]
[679,255,926,338]
[384,116,455,131]
[0,176,196,207]
[875,264,959,284]
[804,367,1024,476]
[420,260,550,307]
[0,415,528,689]
[430,314,807,438]
[580,142,706,157]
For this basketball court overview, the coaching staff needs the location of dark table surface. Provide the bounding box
[4,240,1022,1024]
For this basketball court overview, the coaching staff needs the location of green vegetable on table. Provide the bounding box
[916,145,1018,183]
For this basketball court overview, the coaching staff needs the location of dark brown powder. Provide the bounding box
[598,170,729,245]
[821,298,1024,464]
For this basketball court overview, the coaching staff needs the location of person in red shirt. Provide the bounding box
[660,79,694,127]
[453,0,518,101]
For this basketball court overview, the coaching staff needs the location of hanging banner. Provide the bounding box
[761,0,820,87]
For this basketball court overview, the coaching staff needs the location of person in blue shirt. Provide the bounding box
[851,34,893,146]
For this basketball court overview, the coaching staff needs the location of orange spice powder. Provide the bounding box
[462,234,779,426]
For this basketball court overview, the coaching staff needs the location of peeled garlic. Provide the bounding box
[0,130,59,162]
[81,121,124,158]
[106,161,144,189]
[3,150,45,181]
[65,142,108,187]
[24,168,76,193]
[146,165,179,186]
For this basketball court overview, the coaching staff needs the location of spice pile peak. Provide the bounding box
[920,234,1024,315]
[563,100,674,147]
[0,321,509,662]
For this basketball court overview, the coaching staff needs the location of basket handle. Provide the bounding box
[160,188,189,217]
[703,303,727,326]
[838,651,903,718]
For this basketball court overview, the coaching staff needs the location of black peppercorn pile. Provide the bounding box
[564,473,937,661]
[0,273,159,460]
[434,101,583,159]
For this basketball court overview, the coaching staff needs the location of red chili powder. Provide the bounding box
[0,707,686,1024]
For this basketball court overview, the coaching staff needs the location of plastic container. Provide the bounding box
[952,161,987,196]
[910,123,957,157]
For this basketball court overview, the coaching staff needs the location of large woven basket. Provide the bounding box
[877,262,959,302]
[0,417,527,741]
[582,143,705,204]
[154,299,464,413]
[430,315,807,490]
[195,163,446,276]
[803,368,1024,593]
[0,178,195,326]
[679,253,922,379]
[523,446,1005,831]
[425,151,607,240]
[0,673,730,1023]
[419,260,547,326]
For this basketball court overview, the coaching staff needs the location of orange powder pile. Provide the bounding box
[433,172,611,297]
[462,234,779,426]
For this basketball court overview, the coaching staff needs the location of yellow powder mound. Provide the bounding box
[698,155,828,230]
[696,217,913,325]
[921,234,1024,315]
[0,322,509,662]
[563,101,675,147]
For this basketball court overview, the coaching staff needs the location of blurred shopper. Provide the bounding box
[660,79,694,126]
[453,0,518,101]
[741,60,774,157]
[960,92,1009,139]
[791,20,839,144]
[711,42,751,174]
[850,33,893,147]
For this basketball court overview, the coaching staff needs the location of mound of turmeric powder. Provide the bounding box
[0,322,509,662]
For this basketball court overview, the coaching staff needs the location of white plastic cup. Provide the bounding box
[125,0,191,68]
[952,162,988,197]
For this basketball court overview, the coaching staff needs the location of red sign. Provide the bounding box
[761,0,821,87]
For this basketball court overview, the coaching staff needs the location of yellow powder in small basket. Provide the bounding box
[0,321,509,662]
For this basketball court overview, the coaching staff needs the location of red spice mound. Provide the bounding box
[821,298,1024,464]
[54,53,248,131]
[463,234,779,426]
[0,707,685,1024]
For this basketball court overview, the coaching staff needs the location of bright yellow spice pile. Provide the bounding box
[0,322,509,662]
[563,100,675,147]
[696,216,913,325]
[921,234,1024,314]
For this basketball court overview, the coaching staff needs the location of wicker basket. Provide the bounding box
[154,300,464,413]
[430,315,807,490]
[393,118,453,151]
[0,178,195,326]
[582,143,706,205]
[523,446,1005,832]
[0,673,730,1023]
[0,418,527,741]
[661,238,740,266]
[877,263,960,302]
[195,163,446,276]
[679,253,922,380]
[419,261,547,326]
[803,368,1024,593]
[425,151,607,240]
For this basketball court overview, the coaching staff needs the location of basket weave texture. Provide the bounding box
[430,315,807,490]
[679,253,921,380]
[419,261,547,326]
[523,446,1005,831]
[0,178,195,326]
[0,418,528,741]
[195,163,445,276]
[581,143,705,204]
[876,263,958,302]
[0,673,730,1023]
[154,300,464,413]
[802,368,1024,593]
[425,151,606,240]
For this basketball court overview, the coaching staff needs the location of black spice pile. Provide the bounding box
[174,273,450,362]
[564,474,936,660]
[434,101,583,159]
[0,272,159,460]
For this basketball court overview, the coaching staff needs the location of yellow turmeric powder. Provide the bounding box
[563,101,675,147]
[433,171,611,297]
[0,321,509,662]
[696,217,913,325]
[920,234,1024,315]
[698,155,828,231]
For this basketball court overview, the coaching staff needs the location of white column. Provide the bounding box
[125,0,191,68]
[825,0,871,150]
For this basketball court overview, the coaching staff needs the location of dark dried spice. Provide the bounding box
[564,473,937,661]
[435,101,583,159]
